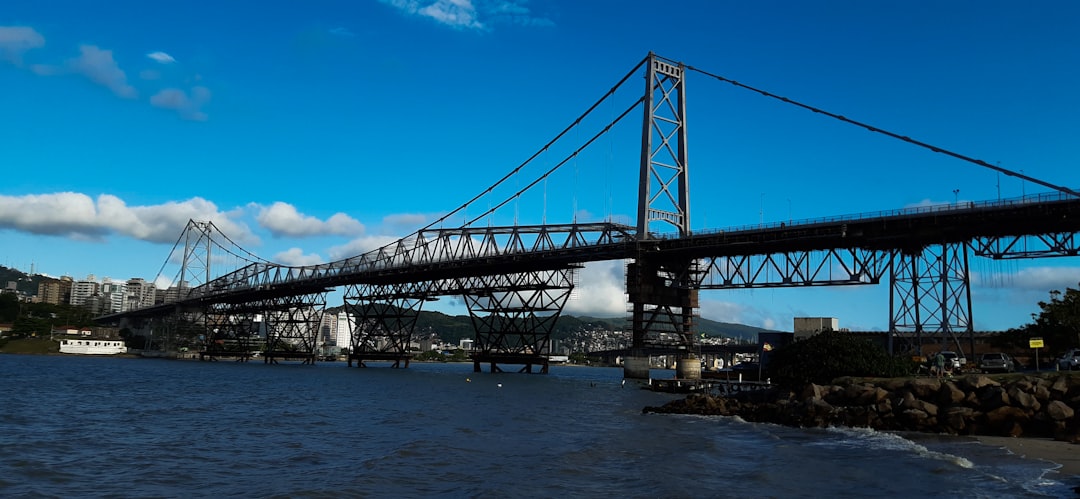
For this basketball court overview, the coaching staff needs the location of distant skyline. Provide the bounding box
[2,1,1080,332]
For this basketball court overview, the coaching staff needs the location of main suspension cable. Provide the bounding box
[464,96,646,227]
[686,66,1080,198]
[417,54,650,234]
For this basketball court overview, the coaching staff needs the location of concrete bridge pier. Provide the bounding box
[676,355,702,380]
[623,356,651,379]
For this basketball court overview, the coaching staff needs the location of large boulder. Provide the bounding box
[977,385,1010,411]
[936,383,966,407]
[1047,400,1075,421]
[942,406,975,434]
[959,375,999,391]
[985,406,1030,437]
[907,378,941,399]
[1007,387,1041,413]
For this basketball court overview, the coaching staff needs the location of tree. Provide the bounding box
[1008,286,1080,354]
[0,293,19,323]
[767,331,915,387]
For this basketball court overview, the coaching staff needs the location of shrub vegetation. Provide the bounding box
[767,331,915,387]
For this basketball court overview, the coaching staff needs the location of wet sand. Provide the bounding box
[976,436,1080,477]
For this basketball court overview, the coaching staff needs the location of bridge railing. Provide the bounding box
[656,191,1077,239]
[182,222,637,302]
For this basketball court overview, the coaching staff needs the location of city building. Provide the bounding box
[35,276,73,305]
[124,278,156,311]
[334,311,352,349]
[793,317,839,340]
[69,274,99,307]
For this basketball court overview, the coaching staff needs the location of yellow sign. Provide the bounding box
[1029,338,1044,349]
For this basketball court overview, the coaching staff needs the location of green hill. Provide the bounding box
[330,306,774,344]
[0,265,47,296]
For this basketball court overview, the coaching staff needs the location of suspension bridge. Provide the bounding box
[98,53,1080,378]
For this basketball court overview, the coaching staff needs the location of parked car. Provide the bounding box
[978,352,1016,373]
[937,351,965,370]
[1059,349,1080,371]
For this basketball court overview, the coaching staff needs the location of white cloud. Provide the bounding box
[973,266,1080,292]
[382,0,552,30]
[256,202,365,238]
[421,0,483,29]
[382,0,483,30]
[699,297,784,331]
[565,260,627,316]
[66,45,137,98]
[328,235,403,261]
[146,51,175,64]
[150,86,211,121]
[0,192,256,244]
[487,0,554,27]
[0,26,44,66]
[274,248,326,266]
[383,213,428,232]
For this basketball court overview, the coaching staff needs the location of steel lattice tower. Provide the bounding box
[626,53,700,377]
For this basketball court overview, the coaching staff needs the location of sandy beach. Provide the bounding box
[976,436,1080,477]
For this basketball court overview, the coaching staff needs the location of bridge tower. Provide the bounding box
[624,53,701,379]
[889,243,974,360]
[344,283,425,368]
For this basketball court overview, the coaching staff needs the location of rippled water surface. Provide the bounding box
[0,355,1074,497]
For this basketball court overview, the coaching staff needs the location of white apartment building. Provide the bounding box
[124,278,157,311]
[334,311,353,348]
[99,278,125,314]
[69,274,99,307]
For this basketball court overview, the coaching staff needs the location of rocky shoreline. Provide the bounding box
[644,373,1080,443]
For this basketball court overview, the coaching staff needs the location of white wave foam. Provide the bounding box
[822,426,975,469]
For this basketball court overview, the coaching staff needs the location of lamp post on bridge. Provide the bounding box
[953,189,959,206]
[759,193,764,225]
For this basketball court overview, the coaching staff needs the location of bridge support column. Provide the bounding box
[623,356,651,379]
[202,304,262,362]
[344,283,425,368]
[464,268,575,374]
[676,356,702,380]
[888,242,974,360]
[625,259,700,379]
[260,293,327,365]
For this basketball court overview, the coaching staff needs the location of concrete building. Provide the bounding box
[334,311,352,348]
[36,276,73,305]
[69,275,99,307]
[99,278,125,314]
[793,317,839,340]
[124,278,156,311]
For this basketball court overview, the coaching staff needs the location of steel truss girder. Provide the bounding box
[689,248,887,289]
[464,269,576,374]
[973,232,1080,259]
[257,293,327,365]
[202,304,263,362]
[626,257,699,351]
[187,223,633,302]
[637,53,689,237]
[343,283,425,368]
[888,243,973,358]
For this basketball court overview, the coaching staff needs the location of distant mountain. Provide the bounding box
[329,305,775,344]
[567,315,775,342]
[0,265,46,296]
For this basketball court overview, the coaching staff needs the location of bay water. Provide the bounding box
[0,355,1074,497]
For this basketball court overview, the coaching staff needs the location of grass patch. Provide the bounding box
[0,338,59,354]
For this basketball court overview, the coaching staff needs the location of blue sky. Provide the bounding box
[2,1,1079,332]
